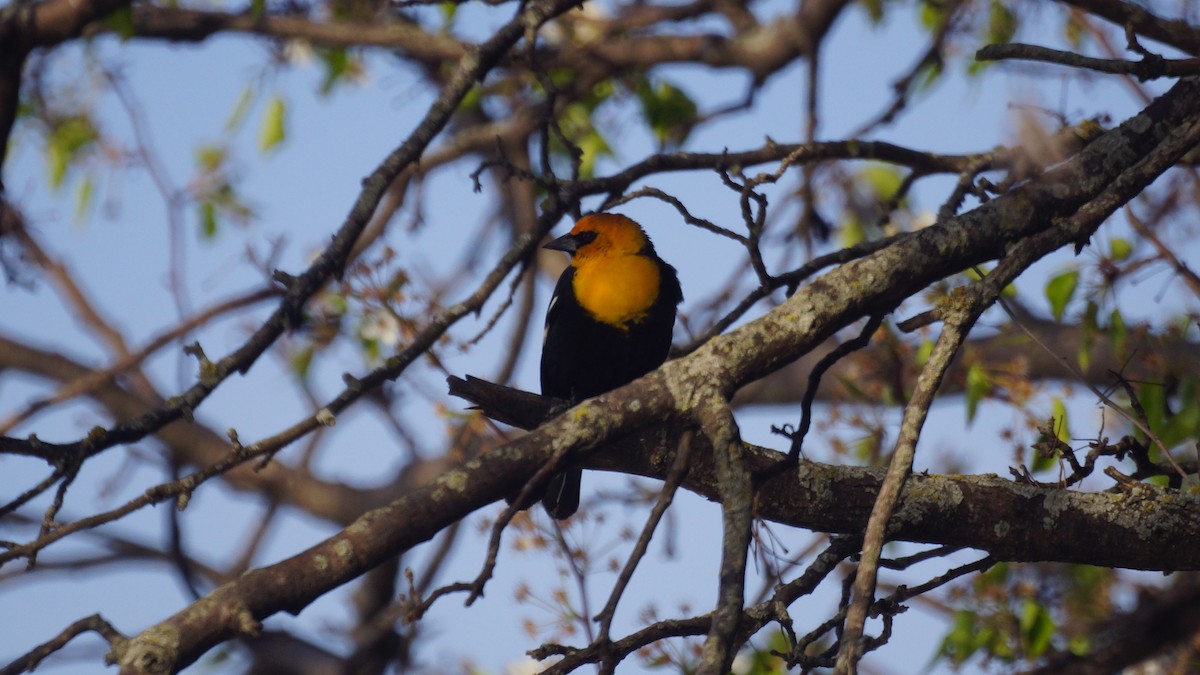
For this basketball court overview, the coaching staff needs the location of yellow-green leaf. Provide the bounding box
[1064,14,1088,49]
[1109,237,1132,261]
[196,144,226,172]
[937,610,980,665]
[919,1,945,31]
[987,0,1017,44]
[1020,600,1054,658]
[1110,308,1127,356]
[839,215,866,248]
[440,1,457,26]
[861,0,885,23]
[863,164,903,202]
[1045,269,1078,321]
[46,116,98,190]
[1078,301,1098,371]
[258,96,287,153]
[291,346,314,380]
[1068,633,1090,656]
[1052,398,1070,443]
[103,6,135,40]
[317,47,360,96]
[965,364,990,423]
[199,202,218,239]
[636,77,698,149]
[916,338,934,366]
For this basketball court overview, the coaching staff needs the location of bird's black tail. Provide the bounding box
[542,467,582,520]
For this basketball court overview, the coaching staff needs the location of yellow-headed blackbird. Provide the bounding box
[540,213,682,519]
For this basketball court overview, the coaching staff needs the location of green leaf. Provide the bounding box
[937,610,980,665]
[981,561,1010,585]
[915,339,934,367]
[1109,308,1127,356]
[199,202,218,239]
[1162,396,1200,449]
[196,144,226,172]
[981,624,1013,660]
[258,96,287,153]
[987,1,1018,44]
[919,1,945,31]
[1020,600,1054,659]
[965,364,990,423]
[1045,269,1078,322]
[862,164,903,202]
[852,434,880,463]
[1078,301,1098,371]
[1108,237,1132,261]
[1051,398,1070,443]
[1068,633,1090,656]
[635,77,698,149]
[1034,398,1069,472]
[290,346,314,380]
[317,47,355,96]
[1064,14,1086,49]
[440,1,457,27]
[46,116,99,190]
[839,214,866,248]
[103,6,135,40]
[914,59,943,92]
[457,84,484,113]
[554,102,612,178]
[1137,382,1167,441]
[249,0,266,19]
[860,0,885,24]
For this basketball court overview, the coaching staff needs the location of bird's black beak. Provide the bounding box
[543,230,596,254]
[543,233,578,253]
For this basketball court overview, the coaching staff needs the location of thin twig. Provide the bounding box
[0,614,126,675]
[976,42,1200,81]
[783,313,885,461]
[595,432,694,646]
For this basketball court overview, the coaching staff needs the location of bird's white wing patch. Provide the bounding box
[543,294,559,345]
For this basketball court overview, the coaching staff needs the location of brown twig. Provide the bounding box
[0,613,126,675]
[976,42,1200,80]
[0,286,280,435]
[594,431,695,650]
[1126,205,1200,299]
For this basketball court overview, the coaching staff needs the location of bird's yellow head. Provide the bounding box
[544,213,663,328]
[544,213,652,263]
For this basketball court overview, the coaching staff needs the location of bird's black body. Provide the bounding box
[540,263,681,402]
[539,214,682,519]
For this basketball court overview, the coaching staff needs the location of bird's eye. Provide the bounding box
[575,230,599,246]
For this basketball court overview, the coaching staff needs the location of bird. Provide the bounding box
[539,212,682,519]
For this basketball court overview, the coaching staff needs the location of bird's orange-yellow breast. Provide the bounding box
[572,253,661,328]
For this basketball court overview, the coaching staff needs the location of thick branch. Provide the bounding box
[450,377,1200,573]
